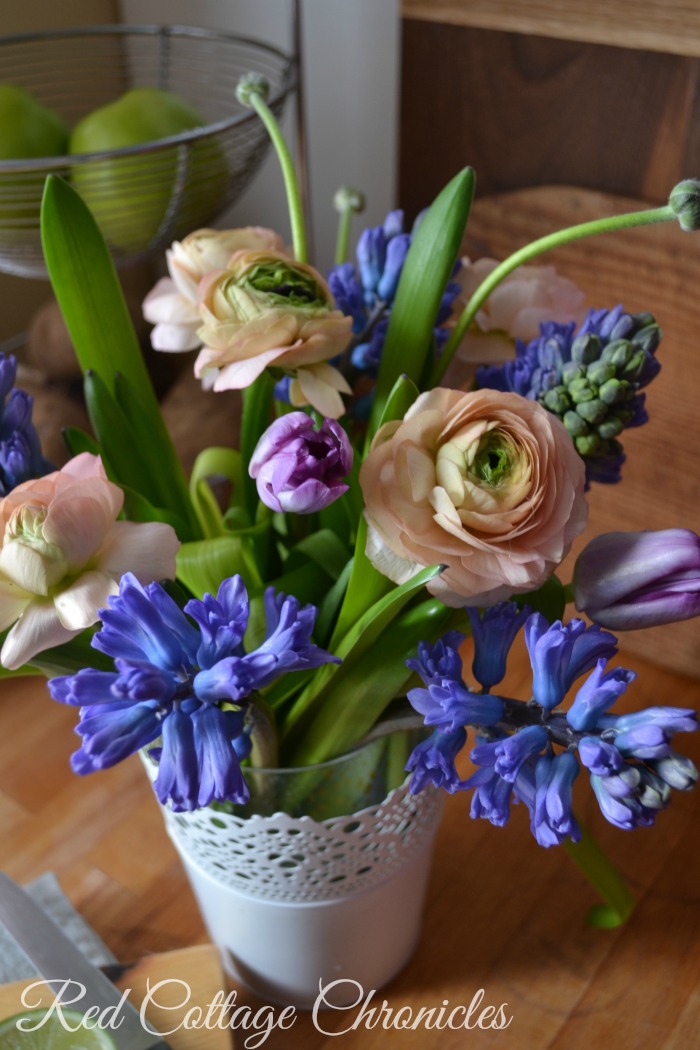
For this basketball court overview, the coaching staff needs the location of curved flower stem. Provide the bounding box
[431,203,675,385]
[564,819,635,928]
[335,203,354,265]
[248,93,308,263]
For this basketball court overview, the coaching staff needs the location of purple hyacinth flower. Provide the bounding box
[578,735,625,776]
[407,678,503,734]
[573,529,700,629]
[406,727,467,794]
[406,631,465,687]
[590,774,656,830]
[463,764,514,826]
[650,752,699,791]
[0,356,52,494]
[532,751,581,847]
[49,573,336,812]
[249,411,353,514]
[566,659,636,732]
[493,725,549,783]
[467,601,530,690]
[524,613,618,712]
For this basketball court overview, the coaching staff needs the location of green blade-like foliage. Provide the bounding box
[240,373,275,520]
[176,535,263,599]
[286,596,453,765]
[41,175,151,394]
[61,426,101,458]
[369,167,475,434]
[41,175,199,540]
[284,563,443,738]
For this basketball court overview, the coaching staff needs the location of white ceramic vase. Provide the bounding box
[148,735,443,1008]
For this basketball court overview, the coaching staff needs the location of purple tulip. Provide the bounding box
[249,411,353,514]
[573,529,700,629]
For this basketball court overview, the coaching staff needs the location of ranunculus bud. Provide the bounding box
[249,412,353,514]
[669,178,700,232]
[573,528,700,629]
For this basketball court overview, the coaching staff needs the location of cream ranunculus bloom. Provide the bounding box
[142,226,286,353]
[0,453,180,669]
[194,250,353,417]
[446,259,587,382]
[360,387,588,606]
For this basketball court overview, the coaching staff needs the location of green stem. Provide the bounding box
[432,203,675,385]
[249,93,308,263]
[335,203,353,265]
[562,581,576,605]
[564,819,635,928]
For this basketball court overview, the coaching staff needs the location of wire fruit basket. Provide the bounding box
[0,24,296,277]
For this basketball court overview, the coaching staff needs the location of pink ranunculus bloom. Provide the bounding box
[194,250,353,417]
[0,454,180,669]
[450,258,587,368]
[142,227,286,353]
[359,387,588,607]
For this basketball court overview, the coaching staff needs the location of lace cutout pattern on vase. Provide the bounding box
[163,780,443,902]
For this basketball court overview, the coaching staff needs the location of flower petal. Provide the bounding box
[54,570,119,631]
[95,521,180,583]
[1,600,81,669]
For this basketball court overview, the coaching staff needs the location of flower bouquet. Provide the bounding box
[1,72,699,999]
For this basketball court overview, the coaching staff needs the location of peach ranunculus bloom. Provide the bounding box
[195,250,353,418]
[142,227,286,353]
[0,454,180,669]
[448,258,587,373]
[360,388,588,607]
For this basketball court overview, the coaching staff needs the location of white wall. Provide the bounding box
[117,0,400,270]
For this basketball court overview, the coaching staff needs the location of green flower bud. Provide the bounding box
[576,398,608,425]
[236,73,270,107]
[632,322,661,355]
[561,362,586,385]
[599,377,627,406]
[334,186,366,213]
[586,360,616,387]
[568,377,594,403]
[598,417,624,440]
[575,432,602,456]
[600,339,633,370]
[669,178,700,232]
[542,386,571,414]
[620,349,649,382]
[571,333,601,365]
[563,410,589,438]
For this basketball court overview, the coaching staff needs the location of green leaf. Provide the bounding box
[286,596,452,765]
[41,175,200,541]
[176,535,263,598]
[329,516,393,649]
[315,559,353,645]
[284,564,443,740]
[284,530,349,581]
[189,446,247,538]
[373,373,420,435]
[369,167,475,434]
[120,484,187,533]
[61,426,100,458]
[41,175,151,395]
[240,373,275,519]
[519,574,566,623]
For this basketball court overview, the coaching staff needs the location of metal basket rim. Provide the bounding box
[0,23,296,171]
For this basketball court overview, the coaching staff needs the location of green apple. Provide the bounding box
[0,84,69,235]
[69,87,228,252]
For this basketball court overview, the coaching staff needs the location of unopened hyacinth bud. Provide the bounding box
[669,178,700,232]
[249,411,353,514]
[477,305,661,484]
[574,528,700,629]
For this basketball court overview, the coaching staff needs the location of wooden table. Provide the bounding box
[0,634,698,1050]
